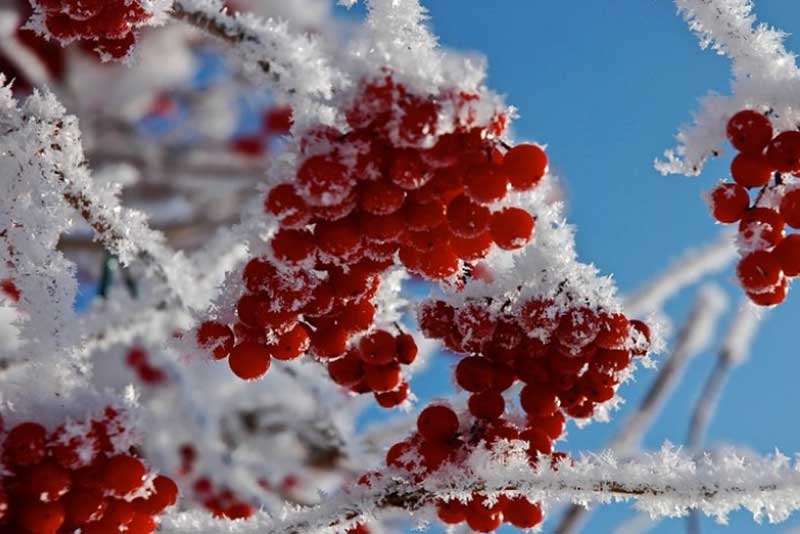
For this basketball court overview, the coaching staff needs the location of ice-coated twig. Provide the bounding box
[556,285,729,534]
[685,300,763,534]
[169,0,338,99]
[158,444,800,534]
[624,232,736,317]
[657,0,800,175]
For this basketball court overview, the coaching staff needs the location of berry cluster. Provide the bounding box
[0,410,177,533]
[707,110,800,305]
[419,298,650,425]
[231,106,293,158]
[196,75,544,408]
[384,405,550,532]
[327,329,417,407]
[124,347,167,386]
[191,477,254,520]
[32,0,151,60]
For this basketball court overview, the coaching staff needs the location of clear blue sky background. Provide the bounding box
[336,2,800,533]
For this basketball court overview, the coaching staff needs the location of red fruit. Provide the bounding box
[455,356,495,392]
[395,333,418,364]
[455,303,496,349]
[62,488,107,525]
[22,460,71,501]
[358,179,407,216]
[315,217,362,258]
[465,497,503,533]
[365,362,402,392]
[263,106,292,133]
[417,405,459,442]
[92,498,136,530]
[520,385,559,416]
[126,513,157,534]
[529,411,566,440]
[418,300,455,339]
[780,188,800,229]
[3,421,47,466]
[309,327,349,359]
[273,324,310,360]
[556,307,600,351]
[737,250,783,293]
[88,32,138,60]
[503,497,543,529]
[390,149,433,190]
[418,245,460,280]
[399,98,438,143]
[0,279,20,302]
[731,152,773,188]
[517,298,559,339]
[489,207,535,250]
[450,231,493,260]
[437,499,467,524]
[747,277,788,306]
[405,201,446,231]
[774,234,800,276]
[231,136,264,158]
[271,228,316,264]
[418,438,453,471]
[468,391,505,420]
[17,500,64,533]
[228,342,272,380]
[708,182,750,223]
[196,321,235,360]
[629,319,651,355]
[375,382,410,408]
[464,164,508,203]
[727,110,773,154]
[359,330,397,365]
[237,294,279,330]
[504,143,548,190]
[520,427,553,455]
[594,348,632,372]
[134,475,178,514]
[103,454,146,495]
[328,351,365,386]
[595,313,630,349]
[297,155,352,206]
[360,211,405,242]
[447,195,491,238]
[766,131,800,172]
[242,257,278,293]
[385,441,413,469]
[338,300,377,333]
[266,184,309,226]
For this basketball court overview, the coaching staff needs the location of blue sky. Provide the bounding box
[337,2,800,533]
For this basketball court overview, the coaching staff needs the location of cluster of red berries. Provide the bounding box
[707,109,800,305]
[383,405,551,532]
[0,409,177,533]
[191,477,254,520]
[231,106,293,158]
[265,76,543,282]
[419,298,650,424]
[33,0,151,60]
[326,328,417,407]
[124,347,167,386]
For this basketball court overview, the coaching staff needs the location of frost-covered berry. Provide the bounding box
[766,131,800,172]
[731,152,773,188]
[417,405,459,442]
[779,188,800,229]
[726,110,773,154]
[708,182,749,223]
[504,144,548,190]
[489,207,535,250]
[737,251,782,293]
[228,342,272,380]
[196,321,235,360]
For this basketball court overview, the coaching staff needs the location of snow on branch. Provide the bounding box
[160,444,800,533]
[170,0,339,99]
[657,0,800,175]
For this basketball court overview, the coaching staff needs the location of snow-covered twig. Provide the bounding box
[556,285,729,533]
[159,444,800,534]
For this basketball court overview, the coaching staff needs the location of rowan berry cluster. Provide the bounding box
[707,110,800,305]
[384,405,551,532]
[31,0,151,60]
[124,347,167,386]
[196,75,544,408]
[0,409,177,534]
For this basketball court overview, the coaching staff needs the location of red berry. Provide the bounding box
[263,106,292,133]
[731,152,773,188]
[520,427,553,455]
[594,348,632,372]
[417,245,460,280]
[465,496,503,533]
[3,422,47,466]
[417,405,459,442]
[328,351,365,386]
[62,488,107,526]
[504,143,548,190]
[242,257,278,293]
[708,182,750,223]
[0,279,20,302]
[767,131,800,172]
[774,234,800,276]
[390,149,432,190]
[126,513,157,534]
[418,300,455,339]
[468,391,505,420]
[103,454,146,496]
[134,475,178,514]
[464,164,508,203]
[17,500,65,533]
[455,303,496,349]
[780,188,800,229]
[228,342,272,380]
[365,362,402,392]
[374,382,409,407]
[358,331,396,364]
[385,440,413,469]
[231,136,265,158]
[338,300,377,333]
[297,155,352,206]
[727,110,773,154]
[360,211,405,242]
[629,320,651,356]
[503,497,543,529]
[196,321,235,360]
[399,98,438,143]
[395,333,418,364]
[437,499,467,524]
[447,195,490,238]
[309,327,349,359]
[737,250,783,293]
[520,385,559,416]
[595,313,630,349]
[455,356,495,392]
[489,207,535,250]
[556,307,600,351]
[450,231,493,260]
[405,201,446,231]
[272,324,310,360]
[747,277,788,306]
[22,460,72,501]
[266,185,306,223]
[315,217,362,258]
[529,411,566,440]
[271,228,316,264]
